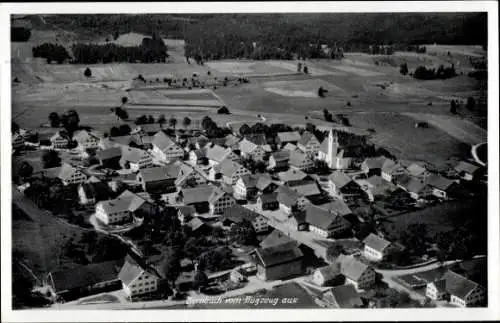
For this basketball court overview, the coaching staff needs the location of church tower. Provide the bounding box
[326,130,339,168]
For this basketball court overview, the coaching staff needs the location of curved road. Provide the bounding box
[471,142,487,167]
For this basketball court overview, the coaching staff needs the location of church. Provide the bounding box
[316,130,352,170]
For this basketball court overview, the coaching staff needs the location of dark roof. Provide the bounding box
[222,204,261,224]
[260,230,297,249]
[181,185,215,204]
[327,284,363,308]
[317,199,352,216]
[316,263,341,282]
[278,168,308,182]
[277,131,301,143]
[259,192,278,204]
[328,171,352,189]
[454,161,480,174]
[244,133,267,146]
[297,131,317,146]
[362,156,388,170]
[426,174,455,191]
[253,244,303,267]
[441,270,480,299]
[289,150,311,167]
[363,233,391,253]
[50,260,122,292]
[177,205,196,217]
[271,150,291,162]
[305,204,343,230]
[276,185,303,207]
[337,255,371,281]
[397,174,428,194]
[286,180,321,197]
[97,147,122,160]
[239,174,259,188]
[79,183,96,199]
[118,254,161,286]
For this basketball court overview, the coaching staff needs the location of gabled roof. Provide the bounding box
[214,159,248,178]
[278,168,308,182]
[327,284,363,308]
[337,255,371,281]
[239,138,259,155]
[50,131,69,142]
[406,163,428,177]
[305,204,344,230]
[98,190,148,214]
[222,204,261,224]
[57,163,84,181]
[362,156,389,170]
[289,150,311,167]
[244,133,267,146]
[259,192,278,204]
[283,143,298,151]
[271,150,290,162]
[239,174,259,188]
[97,147,122,160]
[152,131,178,151]
[382,160,404,174]
[454,161,480,175]
[256,174,274,191]
[297,131,318,146]
[121,146,149,163]
[50,260,122,292]
[316,263,342,282]
[134,123,162,134]
[397,174,428,194]
[118,254,161,286]
[260,230,297,249]
[187,217,206,231]
[181,185,215,204]
[224,134,241,148]
[73,130,100,143]
[253,244,303,268]
[317,199,352,216]
[177,205,196,217]
[363,233,391,253]
[366,175,398,196]
[276,185,303,207]
[287,180,321,197]
[138,166,175,183]
[205,144,232,163]
[277,131,301,143]
[426,174,455,191]
[441,270,481,299]
[328,171,352,189]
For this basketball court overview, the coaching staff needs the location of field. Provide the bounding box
[264,79,346,98]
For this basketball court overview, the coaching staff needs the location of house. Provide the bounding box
[396,174,430,200]
[276,185,309,215]
[327,171,361,197]
[381,160,405,182]
[283,143,298,152]
[361,156,393,176]
[186,217,210,235]
[405,162,431,179]
[209,188,237,215]
[178,185,236,216]
[97,147,122,169]
[99,135,139,150]
[50,131,69,149]
[12,133,25,150]
[239,138,268,161]
[118,254,163,299]
[286,179,322,202]
[205,144,240,165]
[323,284,364,308]
[151,131,184,162]
[426,270,486,307]
[277,168,308,184]
[312,263,344,287]
[268,150,290,170]
[255,173,276,193]
[276,131,301,146]
[137,166,177,194]
[234,174,260,200]
[211,159,250,185]
[222,204,269,233]
[188,149,207,165]
[177,205,196,225]
[361,175,398,201]
[297,131,320,155]
[78,182,109,205]
[289,149,314,171]
[251,244,304,281]
[304,204,351,238]
[224,134,241,149]
[258,192,279,211]
[46,260,122,300]
[57,163,87,186]
[73,130,101,151]
[120,147,153,171]
[132,124,162,136]
[244,133,267,146]
[287,211,309,231]
[95,190,153,225]
[316,199,352,217]
[260,230,298,249]
[363,233,393,262]
[337,255,376,290]
[454,161,480,181]
[426,174,456,199]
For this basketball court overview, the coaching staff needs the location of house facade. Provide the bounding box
[50,131,69,149]
[252,245,304,281]
[297,131,320,155]
[118,255,161,298]
[363,233,392,262]
[73,130,101,151]
[58,163,87,186]
[120,147,153,171]
[151,132,184,162]
[305,204,351,238]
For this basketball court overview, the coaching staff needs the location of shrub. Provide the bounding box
[84,67,92,78]
[217,106,230,114]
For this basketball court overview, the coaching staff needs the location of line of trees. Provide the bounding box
[11,27,32,42]
[32,43,71,64]
[413,64,457,80]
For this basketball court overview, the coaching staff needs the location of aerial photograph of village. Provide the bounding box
[9,12,489,311]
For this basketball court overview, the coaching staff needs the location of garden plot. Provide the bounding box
[128,88,223,107]
[264,79,346,98]
[330,64,384,76]
[264,60,337,76]
[206,60,293,76]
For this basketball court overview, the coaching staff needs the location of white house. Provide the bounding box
[289,149,315,171]
[210,159,250,185]
[297,131,320,155]
[50,131,69,149]
[120,147,153,171]
[338,255,376,290]
[118,255,162,299]
[363,233,392,262]
[305,204,351,238]
[57,163,87,186]
[268,150,290,170]
[209,189,236,215]
[238,138,268,161]
[276,185,309,215]
[312,263,342,287]
[426,271,486,307]
[454,161,480,181]
[151,131,184,162]
[95,190,151,225]
[205,144,240,166]
[73,130,101,151]
[426,174,455,199]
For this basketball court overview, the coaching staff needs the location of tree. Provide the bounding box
[48,112,60,128]
[135,115,148,125]
[297,62,302,72]
[169,117,177,130]
[157,114,166,125]
[182,117,191,129]
[229,219,258,246]
[217,106,230,114]
[12,122,20,134]
[450,100,458,114]
[60,109,80,133]
[184,237,200,264]
[399,62,408,75]
[114,107,128,121]
[16,161,33,181]
[466,97,476,110]
[41,150,61,169]
[84,67,92,78]
[160,248,181,288]
[110,126,120,137]
[318,87,325,98]
[121,96,128,105]
[303,65,309,74]
[400,223,428,256]
[193,270,208,292]
[323,109,332,122]
[119,124,131,135]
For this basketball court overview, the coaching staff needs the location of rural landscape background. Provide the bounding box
[10,12,488,310]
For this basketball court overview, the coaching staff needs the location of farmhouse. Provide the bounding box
[396,174,431,200]
[454,161,480,181]
[406,162,431,179]
[323,284,364,308]
[304,204,351,238]
[283,143,298,151]
[363,233,393,262]
[258,192,279,211]
[276,131,301,146]
[381,161,405,182]
[137,166,177,194]
[251,244,304,281]
[222,204,269,233]
[12,133,25,150]
[118,254,163,299]
[234,174,259,200]
[337,255,376,290]
[239,138,268,161]
[277,185,309,214]
[426,174,456,199]
[361,156,393,177]
[50,131,69,149]
[188,149,206,165]
[268,150,290,170]
[289,149,314,171]
[297,131,321,155]
[287,211,309,231]
[151,131,184,162]
[57,163,87,186]
[328,171,359,197]
[209,188,237,215]
[120,147,153,171]
[223,134,241,149]
[312,263,343,287]
[46,260,122,300]
[177,205,197,225]
[277,168,308,184]
[286,179,323,203]
[317,199,352,217]
[260,230,298,249]
[205,144,240,165]
[97,147,122,169]
[211,159,250,185]
[95,190,153,225]
[73,130,101,151]
[426,270,486,307]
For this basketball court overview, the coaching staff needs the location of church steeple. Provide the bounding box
[326,129,339,168]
